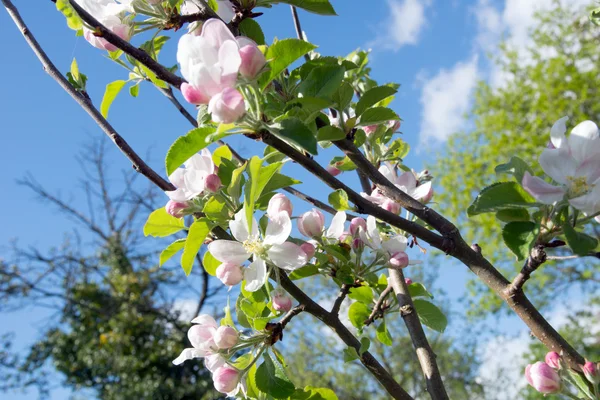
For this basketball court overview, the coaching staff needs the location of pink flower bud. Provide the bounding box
[181,82,210,105]
[165,200,189,218]
[208,88,246,124]
[405,278,413,285]
[525,362,561,394]
[213,326,239,349]
[352,237,364,250]
[239,43,267,79]
[545,352,561,369]
[216,262,243,286]
[582,361,600,384]
[267,193,293,218]
[205,173,222,192]
[382,199,401,215]
[300,242,316,259]
[84,19,131,52]
[213,365,240,394]
[389,251,409,269]
[272,290,293,312]
[298,209,325,237]
[350,217,367,236]
[205,353,226,373]
[326,165,342,176]
[363,124,378,135]
[386,120,401,132]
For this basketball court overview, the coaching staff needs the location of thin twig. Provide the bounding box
[364,285,392,326]
[507,246,547,296]
[389,269,449,400]
[289,6,310,61]
[280,304,305,329]
[357,169,372,193]
[330,284,351,315]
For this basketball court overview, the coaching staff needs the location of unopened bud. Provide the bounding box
[216,262,243,286]
[326,165,342,176]
[386,120,401,132]
[300,242,316,260]
[212,365,240,394]
[267,193,293,218]
[525,362,561,394]
[545,352,560,369]
[205,173,222,192]
[363,124,378,135]
[404,278,413,285]
[213,326,239,349]
[350,217,367,236]
[239,42,267,79]
[389,251,409,269]
[272,289,293,312]
[298,209,325,237]
[165,200,189,218]
[352,237,364,250]
[582,361,600,385]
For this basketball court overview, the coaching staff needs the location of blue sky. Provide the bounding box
[0,0,594,398]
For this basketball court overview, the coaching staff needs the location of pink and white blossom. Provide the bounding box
[75,0,132,51]
[298,209,325,237]
[207,210,307,292]
[545,351,561,369]
[239,39,267,79]
[213,326,238,349]
[272,289,293,312]
[300,242,316,260]
[525,362,561,394]
[359,216,421,266]
[172,315,218,365]
[522,117,600,215]
[165,149,216,202]
[212,364,241,395]
[216,262,244,286]
[205,173,222,192]
[208,87,246,123]
[267,193,293,219]
[326,165,342,176]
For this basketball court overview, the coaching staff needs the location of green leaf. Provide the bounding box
[180,219,210,275]
[288,264,319,280]
[239,18,265,45]
[376,319,392,346]
[467,182,538,216]
[143,208,186,237]
[260,39,317,89]
[290,386,339,400]
[407,282,433,299]
[502,221,537,260]
[165,127,228,175]
[262,173,301,193]
[356,107,399,127]
[212,144,233,167]
[496,208,530,222]
[221,301,236,327]
[348,286,374,304]
[317,126,345,142]
[56,0,83,31]
[330,156,356,171]
[297,65,345,100]
[228,161,247,200]
[202,196,230,222]
[495,156,534,183]
[70,58,80,82]
[129,83,140,97]
[332,82,354,111]
[359,337,370,355]
[100,80,127,118]
[328,189,352,211]
[348,302,370,328]
[342,347,359,363]
[562,222,599,256]
[256,353,296,399]
[203,251,220,276]
[159,239,186,267]
[276,117,318,155]
[264,0,336,15]
[355,86,398,116]
[244,158,282,229]
[413,299,447,333]
[140,64,168,89]
[386,139,410,160]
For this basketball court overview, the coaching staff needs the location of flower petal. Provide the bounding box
[218,39,242,78]
[325,211,347,240]
[229,209,258,242]
[190,314,218,328]
[568,120,600,163]
[522,172,565,204]
[539,148,576,184]
[201,18,236,49]
[208,240,250,264]
[264,211,292,245]
[382,235,408,254]
[411,181,432,202]
[569,184,600,215]
[243,257,267,292]
[550,116,568,149]
[396,171,417,191]
[267,242,308,271]
[378,162,397,184]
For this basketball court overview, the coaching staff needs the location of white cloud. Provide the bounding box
[418,57,479,145]
[379,0,432,50]
[172,298,198,322]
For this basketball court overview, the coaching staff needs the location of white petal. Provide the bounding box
[173,348,207,365]
[539,148,576,184]
[205,353,226,373]
[361,192,385,205]
[264,211,292,245]
[575,158,600,185]
[382,235,408,254]
[568,120,600,163]
[268,242,307,271]
[190,314,218,328]
[218,39,242,77]
[165,188,188,202]
[168,168,186,188]
[396,171,417,191]
[243,257,267,292]
[378,163,397,184]
[229,209,258,242]
[366,216,381,247]
[201,18,236,49]
[183,168,207,195]
[569,184,600,215]
[410,181,432,202]
[208,240,250,264]
[550,116,568,149]
[325,211,347,239]
[521,172,565,204]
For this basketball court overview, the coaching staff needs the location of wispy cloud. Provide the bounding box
[374,0,432,51]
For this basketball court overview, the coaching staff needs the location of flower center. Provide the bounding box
[243,239,266,256]
[566,175,592,198]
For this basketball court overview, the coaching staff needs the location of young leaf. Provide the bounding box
[143,208,186,237]
[244,158,282,229]
[348,286,374,304]
[356,107,399,126]
[562,222,599,256]
[255,353,296,399]
[56,0,83,31]
[495,156,534,183]
[348,302,370,328]
[467,182,538,216]
[166,127,229,175]
[100,80,127,118]
[332,82,354,111]
[359,337,370,355]
[376,319,393,346]
[212,144,233,167]
[180,219,210,275]
[355,86,398,116]
[292,386,339,400]
[159,239,186,267]
[203,251,220,276]
[260,39,317,89]
[297,65,345,100]
[70,58,80,82]
[239,18,266,45]
[413,299,447,333]
[328,189,352,211]
[276,117,318,155]
[317,126,345,142]
[263,0,336,15]
[342,346,359,363]
[262,173,301,193]
[496,208,530,222]
[502,221,537,260]
[140,65,168,89]
[407,282,434,299]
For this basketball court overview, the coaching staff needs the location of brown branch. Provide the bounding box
[330,283,351,315]
[357,169,372,193]
[4,0,174,192]
[364,285,392,326]
[289,6,309,61]
[389,269,448,400]
[280,304,305,329]
[507,245,547,296]
[194,253,210,317]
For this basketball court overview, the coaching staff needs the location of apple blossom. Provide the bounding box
[326,165,342,176]
[582,361,600,384]
[172,315,218,365]
[75,0,131,51]
[213,326,238,349]
[267,193,293,219]
[525,362,561,394]
[207,210,307,291]
[204,353,226,373]
[405,278,413,285]
[379,163,433,203]
[363,124,378,135]
[239,40,267,79]
[324,211,347,240]
[212,365,241,395]
[349,217,367,236]
[298,209,325,237]
[208,88,246,123]
[545,351,561,369]
[176,19,242,105]
[382,199,401,214]
[522,117,600,215]
[216,262,244,286]
[165,200,189,218]
[165,149,216,202]
[389,251,409,269]
[300,242,316,259]
[272,289,293,312]
[387,120,401,132]
[205,173,222,192]
[359,216,421,266]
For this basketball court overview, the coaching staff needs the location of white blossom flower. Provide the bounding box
[358,216,421,265]
[172,315,225,370]
[75,0,132,51]
[165,149,216,202]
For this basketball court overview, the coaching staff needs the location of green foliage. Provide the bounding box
[55,0,83,32]
[276,117,318,154]
[165,127,228,175]
[159,239,186,266]
[356,107,399,126]
[408,282,434,299]
[328,189,352,211]
[502,221,538,260]
[413,299,447,333]
[317,125,345,141]
[355,86,397,116]
[239,18,266,45]
[143,208,186,237]
[348,302,370,328]
[563,222,598,256]
[467,182,538,216]
[244,157,282,228]
[260,39,317,89]
[100,80,127,118]
[181,218,210,275]
[297,65,345,99]
[256,352,296,399]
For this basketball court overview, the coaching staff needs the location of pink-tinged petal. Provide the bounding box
[539,148,576,184]
[205,353,226,373]
[183,168,207,195]
[568,120,600,162]
[172,348,197,365]
[208,240,250,264]
[264,211,292,246]
[218,39,242,77]
[243,257,266,292]
[267,242,307,271]
[361,191,386,205]
[215,0,235,21]
[550,116,568,149]
[522,172,565,204]
[201,18,236,49]
[569,185,600,214]
[325,211,347,240]
[382,235,408,254]
[575,158,600,185]
[181,82,210,105]
[525,364,533,387]
[168,168,186,188]
[236,36,255,48]
[188,324,216,348]
[229,209,258,242]
[396,171,417,191]
[411,181,432,202]
[165,188,188,202]
[190,314,218,328]
[378,162,397,184]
